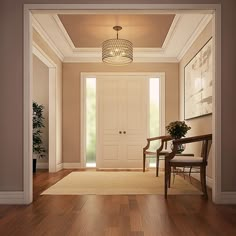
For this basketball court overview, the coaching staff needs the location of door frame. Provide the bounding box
[32,43,58,173]
[81,72,165,169]
[24,4,221,204]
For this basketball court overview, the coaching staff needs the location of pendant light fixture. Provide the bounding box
[102,26,133,65]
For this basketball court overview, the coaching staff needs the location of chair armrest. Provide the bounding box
[147,135,171,142]
[173,134,212,145]
[143,135,171,152]
[165,134,212,161]
[156,136,172,152]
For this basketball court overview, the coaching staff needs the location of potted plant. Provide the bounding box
[33,101,46,172]
[166,121,191,153]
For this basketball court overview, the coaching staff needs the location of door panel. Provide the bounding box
[100,79,120,133]
[103,145,118,160]
[125,77,148,167]
[127,80,143,131]
[126,145,143,160]
[126,78,147,134]
[97,78,121,168]
[97,75,148,168]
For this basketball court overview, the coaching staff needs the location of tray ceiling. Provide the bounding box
[32,12,212,63]
[58,14,175,48]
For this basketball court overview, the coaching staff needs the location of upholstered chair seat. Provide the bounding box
[170,156,203,163]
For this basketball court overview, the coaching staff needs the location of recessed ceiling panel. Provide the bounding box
[58,14,175,48]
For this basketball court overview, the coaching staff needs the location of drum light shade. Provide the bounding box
[102,26,133,65]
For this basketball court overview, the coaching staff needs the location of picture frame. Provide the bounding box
[184,38,213,120]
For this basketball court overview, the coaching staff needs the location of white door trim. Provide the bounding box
[33,43,57,173]
[81,72,165,169]
[23,4,221,205]
[211,6,222,203]
[159,73,166,136]
[80,72,89,168]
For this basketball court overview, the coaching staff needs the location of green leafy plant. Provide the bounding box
[33,101,46,158]
[166,121,191,139]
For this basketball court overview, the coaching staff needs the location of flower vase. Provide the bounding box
[171,140,186,154]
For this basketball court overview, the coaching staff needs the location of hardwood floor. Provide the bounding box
[0,169,236,236]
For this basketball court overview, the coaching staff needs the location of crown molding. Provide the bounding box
[134,57,178,63]
[162,14,181,50]
[32,41,56,68]
[177,14,213,61]
[52,14,76,50]
[32,15,64,61]
[63,56,178,63]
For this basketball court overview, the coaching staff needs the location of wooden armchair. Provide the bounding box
[164,134,212,199]
[143,135,172,176]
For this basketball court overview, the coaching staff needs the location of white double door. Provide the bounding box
[97,75,148,168]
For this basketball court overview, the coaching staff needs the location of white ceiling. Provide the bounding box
[32,12,212,63]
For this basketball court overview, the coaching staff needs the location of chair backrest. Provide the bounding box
[170,134,212,163]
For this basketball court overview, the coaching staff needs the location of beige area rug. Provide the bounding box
[41,171,202,195]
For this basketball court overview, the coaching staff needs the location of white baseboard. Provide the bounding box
[37,162,74,171]
[0,191,25,204]
[206,177,213,188]
[190,173,213,188]
[56,163,63,171]
[37,162,48,169]
[63,163,81,169]
[216,192,236,204]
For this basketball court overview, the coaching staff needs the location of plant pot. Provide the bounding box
[33,159,37,173]
[171,142,186,154]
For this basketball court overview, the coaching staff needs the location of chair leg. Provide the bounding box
[168,166,171,188]
[172,167,178,184]
[200,165,208,199]
[164,160,169,199]
[172,169,176,184]
[189,166,192,183]
[143,153,146,172]
[156,154,160,177]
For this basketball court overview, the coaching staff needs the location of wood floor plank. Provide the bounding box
[0,169,236,235]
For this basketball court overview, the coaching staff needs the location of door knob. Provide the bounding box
[123,131,126,134]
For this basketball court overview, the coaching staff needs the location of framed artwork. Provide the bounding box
[184,38,213,120]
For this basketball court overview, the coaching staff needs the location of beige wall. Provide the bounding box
[33,55,49,165]
[33,30,63,167]
[1,0,236,193]
[63,63,179,163]
[179,21,213,178]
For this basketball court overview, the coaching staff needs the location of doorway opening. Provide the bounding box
[83,73,165,169]
[32,44,57,173]
[23,4,221,204]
